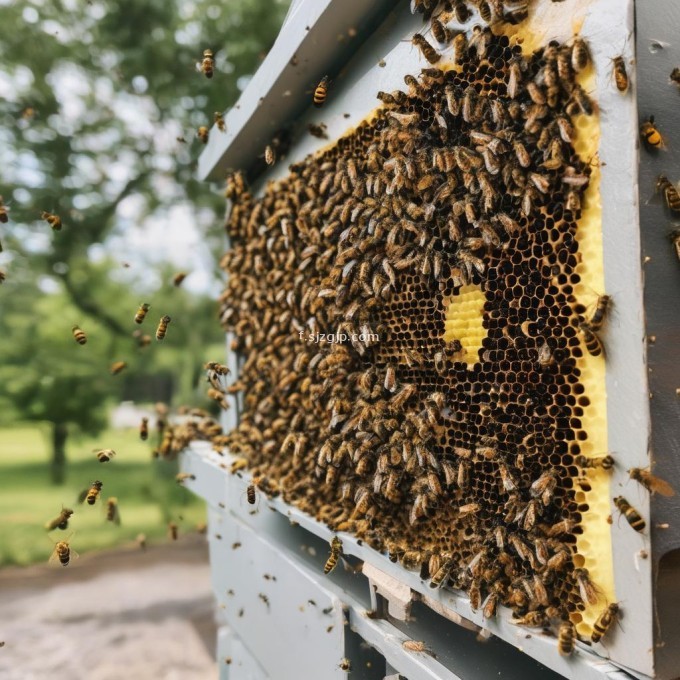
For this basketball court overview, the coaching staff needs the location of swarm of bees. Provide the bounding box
[213,8,648,644]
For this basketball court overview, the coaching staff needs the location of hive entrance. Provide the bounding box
[444,284,486,364]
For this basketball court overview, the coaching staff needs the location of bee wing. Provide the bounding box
[648,474,675,497]
[77,488,88,504]
[47,547,61,566]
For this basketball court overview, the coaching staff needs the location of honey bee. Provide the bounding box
[173,272,187,286]
[530,471,556,505]
[338,658,351,672]
[200,49,214,78]
[656,175,680,212]
[0,270,6,284]
[49,536,77,567]
[105,497,121,524]
[265,145,276,166]
[156,315,171,340]
[197,126,209,144]
[214,111,226,132]
[246,483,256,505]
[573,567,600,605]
[0,196,9,223]
[134,302,150,324]
[168,521,179,540]
[571,37,590,72]
[83,480,103,506]
[110,361,127,375]
[41,211,62,231]
[612,56,628,93]
[402,640,433,655]
[513,611,547,627]
[628,467,675,496]
[614,496,645,532]
[45,507,74,531]
[412,33,440,64]
[452,32,468,65]
[430,18,451,44]
[671,67,680,87]
[640,116,664,150]
[140,417,149,441]
[575,453,614,469]
[308,123,328,139]
[95,448,116,463]
[670,229,680,262]
[591,603,620,643]
[587,294,611,331]
[133,330,152,348]
[176,472,196,484]
[579,322,604,357]
[558,620,576,656]
[71,325,87,345]
[324,536,342,574]
[313,76,329,107]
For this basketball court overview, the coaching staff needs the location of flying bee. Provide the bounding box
[168,521,179,541]
[412,33,440,64]
[0,196,8,223]
[49,535,77,567]
[612,56,628,93]
[640,116,664,150]
[82,480,103,506]
[134,303,150,324]
[614,496,645,532]
[105,497,121,525]
[265,145,276,166]
[173,272,187,286]
[94,448,116,463]
[156,315,171,340]
[671,67,680,87]
[140,417,149,441]
[214,111,226,132]
[197,126,209,144]
[313,76,329,107]
[41,211,62,231]
[574,567,600,605]
[45,507,74,531]
[575,453,614,469]
[591,603,620,643]
[558,621,576,656]
[308,123,328,139]
[628,467,675,496]
[208,388,229,410]
[324,536,342,574]
[110,361,127,375]
[656,175,680,212]
[579,322,604,357]
[200,49,214,78]
[71,325,87,345]
[176,472,196,485]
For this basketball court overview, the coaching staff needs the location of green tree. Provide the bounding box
[0,0,290,479]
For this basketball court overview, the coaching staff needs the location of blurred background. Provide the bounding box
[0,0,290,677]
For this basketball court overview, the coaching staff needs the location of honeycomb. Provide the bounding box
[217,14,616,639]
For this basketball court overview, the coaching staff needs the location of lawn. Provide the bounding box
[0,424,205,566]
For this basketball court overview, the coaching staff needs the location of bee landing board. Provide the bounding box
[196,0,680,678]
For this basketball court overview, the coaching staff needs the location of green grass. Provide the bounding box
[0,424,205,566]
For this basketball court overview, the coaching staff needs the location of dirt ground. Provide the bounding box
[0,536,217,680]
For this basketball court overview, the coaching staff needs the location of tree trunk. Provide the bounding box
[51,422,68,485]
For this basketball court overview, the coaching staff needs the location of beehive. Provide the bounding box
[215,7,626,643]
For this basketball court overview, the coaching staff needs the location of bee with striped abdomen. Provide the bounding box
[614,496,645,532]
[573,567,600,605]
[412,34,440,64]
[587,294,611,331]
[200,49,214,78]
[657,175,680,213]
[72,325,87,345]
[41,211,62,231]
[49,535,77,567]
[575,453,614,470]
[156,315,171,340]
[591,603,619,643]
[246,483,256,505]
[83,480,103,506]
[134,303,150,324]
[612,56,628,93]
[313,76,329,107]
[558,620,575,656]
[579,322,604,357]
[640,116,664,150]
[140,417,149,441]
[323,536,342,574]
